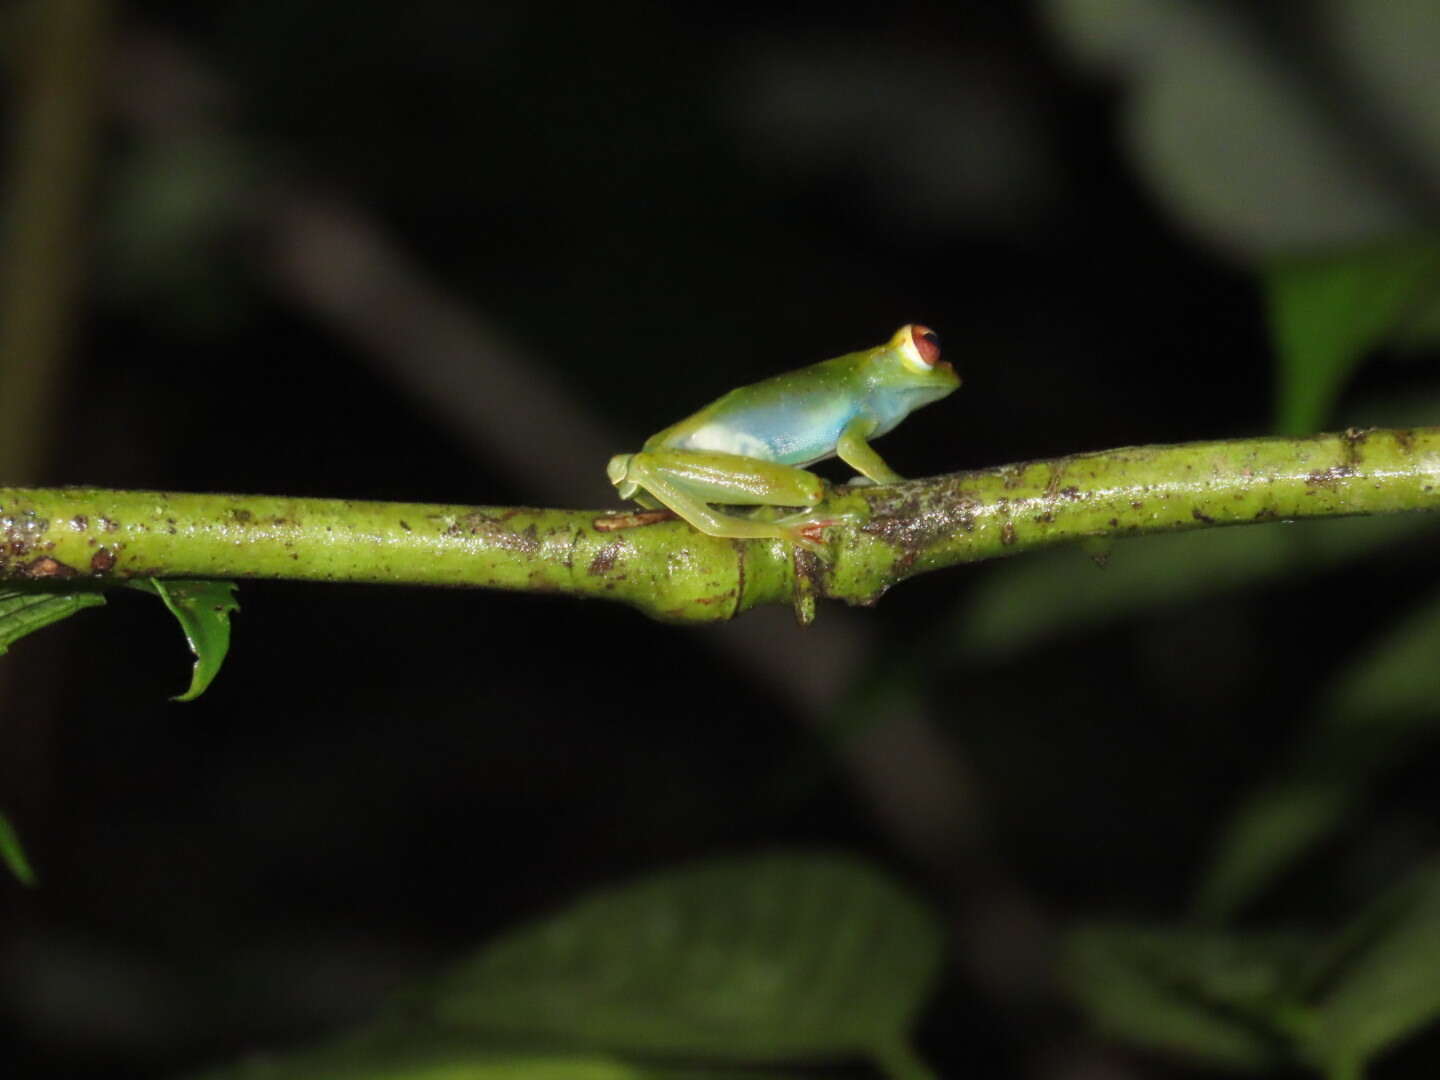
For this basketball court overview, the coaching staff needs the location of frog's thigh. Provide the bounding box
[628,449,824,508]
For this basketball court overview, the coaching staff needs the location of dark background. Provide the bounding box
[3,2,1435,1078]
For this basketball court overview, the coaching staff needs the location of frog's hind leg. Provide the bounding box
[619,461,797,543]
[617,450,839,548]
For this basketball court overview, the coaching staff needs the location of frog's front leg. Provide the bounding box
[607,448,847,548]
[836,416,905,486]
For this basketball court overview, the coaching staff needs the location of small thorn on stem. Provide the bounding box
[593,508,677,532]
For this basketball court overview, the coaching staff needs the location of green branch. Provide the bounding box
[0,426,1435,623]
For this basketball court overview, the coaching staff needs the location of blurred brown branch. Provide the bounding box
[0,0,109,889]
[0,0,108,481]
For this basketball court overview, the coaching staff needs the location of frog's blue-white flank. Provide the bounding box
[607,325,959,549]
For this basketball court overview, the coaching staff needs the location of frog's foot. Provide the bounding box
[775,510,859,553]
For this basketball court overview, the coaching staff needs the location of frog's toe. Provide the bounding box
[792,522,831,549]
[778,530,826,556]
[779,514,855,552]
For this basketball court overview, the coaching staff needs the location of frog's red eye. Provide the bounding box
[911,325,942,367]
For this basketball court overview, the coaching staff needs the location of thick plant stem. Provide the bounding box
[0,426,1436,623]
[826,425,1439,603]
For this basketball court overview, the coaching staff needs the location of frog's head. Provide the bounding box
[876,324,960,402]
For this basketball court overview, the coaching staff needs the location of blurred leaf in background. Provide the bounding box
[186,852,942,1079]
[1045,2,1440,435]
[1044,1,1440,255]
[1197,584,1440,921]
[1299,862,1440,1078]
[402,851,942,1071]
[0,809,37,886]
[1068,864,1440,1077]
[1266,238,1440,435]
[1064,924,1310,1072]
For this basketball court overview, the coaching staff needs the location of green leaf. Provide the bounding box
[1192,780,1355,925]
[1266,238,1440,435]
[1302,863,1440,1076]
[0,809,37,886]
[127,579,239,701]
[403,851,943,1067]
[1064,924,1311,1071]
[0,585,106,656]
[1196,582,1440,919]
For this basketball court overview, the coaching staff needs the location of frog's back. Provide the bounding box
[645,354,866,466]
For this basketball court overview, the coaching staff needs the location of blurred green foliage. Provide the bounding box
[0,808,37,886]
[1067,865,1440,1077]
[191,853,941,1080]
[1267,239,1440,435]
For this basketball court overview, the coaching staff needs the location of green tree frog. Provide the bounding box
[606,324,959,549]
